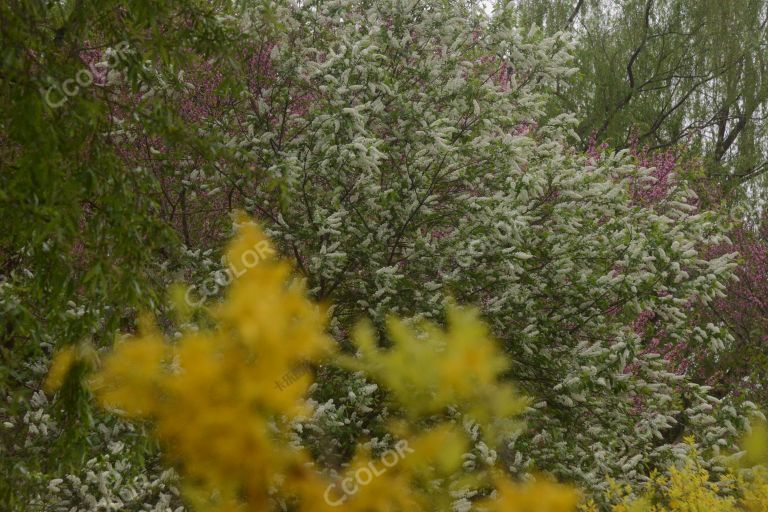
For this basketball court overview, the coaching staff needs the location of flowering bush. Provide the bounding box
[589,433,768,512]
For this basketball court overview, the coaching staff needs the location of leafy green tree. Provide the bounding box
[0,0,257,508]
[511,0,768,208]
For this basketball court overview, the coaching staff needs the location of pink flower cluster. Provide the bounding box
[630,146,677,204]
[710,222,768,329]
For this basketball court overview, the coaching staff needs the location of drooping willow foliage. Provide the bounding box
[512,0,768,209]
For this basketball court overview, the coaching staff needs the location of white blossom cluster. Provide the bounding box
[0,283,185,511]
[30,451,183,512]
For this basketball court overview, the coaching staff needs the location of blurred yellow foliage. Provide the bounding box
[88,221,333,511]
[48,218,768,512]
[346,306,528,441]
[44,345,77,393]
[43,342,97,393]
[482,476,582,512]
[45,218,583,511]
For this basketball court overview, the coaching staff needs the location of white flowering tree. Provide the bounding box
[191,0,756,499]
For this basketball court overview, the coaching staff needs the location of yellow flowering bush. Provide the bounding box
[346,309,528,441]
[44,220,768,512]
[593,434,768,512]
[89,219,335,511]
[46,219,579,511]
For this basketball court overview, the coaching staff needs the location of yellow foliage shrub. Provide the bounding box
[593,436,768,512]
[42,219,593,511]
[44,220,768,512]
[47,219,768,511]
